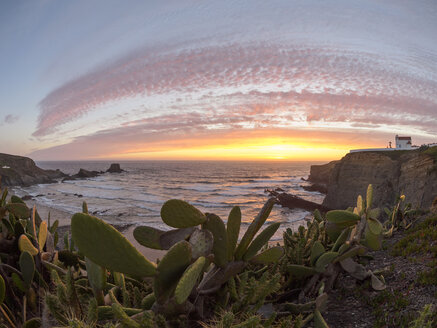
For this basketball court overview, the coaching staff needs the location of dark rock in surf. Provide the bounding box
[106,163,124,173]
[301,183,328,194]
[266,189,332,213]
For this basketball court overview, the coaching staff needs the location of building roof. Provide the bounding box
[397,136,411,140]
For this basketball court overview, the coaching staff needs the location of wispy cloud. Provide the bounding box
[3,114,19,124]
[33,42,437,141]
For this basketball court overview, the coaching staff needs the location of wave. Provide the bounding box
[65,183,124,191]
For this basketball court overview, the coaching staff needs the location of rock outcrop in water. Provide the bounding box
[266,188,332,213]
[310,149,437,210]
[0,153,126,187]
[0,153,66,187]
[106,163,124,173]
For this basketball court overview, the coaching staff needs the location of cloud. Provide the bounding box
[33,41,437,139]
[3,114,19,124]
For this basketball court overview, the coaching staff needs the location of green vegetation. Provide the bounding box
[391,215,437,257]
[0,183,435,327]
[423,146,437,162]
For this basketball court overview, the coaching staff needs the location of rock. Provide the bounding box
[106,163,124,173]
[62,168,100,182]
[301,183,328,194]
[0,153,67,187]
[76,168,100,178]
[21,195,33,201]
[266,189,332,213]
[322,150,437,210]
[308,161,339,185]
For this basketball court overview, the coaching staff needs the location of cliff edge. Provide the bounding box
[0,153,66,187]
[309,148,437,210]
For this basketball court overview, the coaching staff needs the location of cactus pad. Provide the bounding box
[235,198,275,260]
[367,217,383,235]
[197,261,246,292]
[160,199,206,228]
[11,195,25,204]
[243,222,280,261]
[19,251,35,288]
[189,229,213,259]
[334,245,366,263]
[226,206,241,260]
[133,226,165,249]
[315,251,339,272]
[340,258,369,280]
[18,235,38,256]
[85,257,106,290]
[71,213,156,278]
[356,195,364,215]
[313,209,323,222]
[286,264,317,279]
[364,224,382,250]
[250,246,284,264]
[175,256,206,304]
[366,184,373,210]
[326,210,360,225]
[160,227,195,250]
[310,241,325,266]
[38,221,48,252]
[325,222,343,242]
[370,273,386,290]
[6,203,30,219]
[203,214,228,267]
[154,241,192,304]
[314,309,329,328]
[332,227,351,252]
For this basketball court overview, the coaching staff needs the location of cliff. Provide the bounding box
[0,153,66,187]
[309,148,437,210]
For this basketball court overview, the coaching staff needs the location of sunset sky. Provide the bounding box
[1,1,436,161]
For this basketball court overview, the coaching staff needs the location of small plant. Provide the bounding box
[0,188,59,327]
[384,195,417,236]
[409,304,436,328]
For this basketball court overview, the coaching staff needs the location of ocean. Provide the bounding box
[11,161,325,241]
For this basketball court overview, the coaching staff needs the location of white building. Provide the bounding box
[350,135,418,153]
[395,135,412,149]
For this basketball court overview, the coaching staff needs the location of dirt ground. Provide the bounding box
[323,220,437,328]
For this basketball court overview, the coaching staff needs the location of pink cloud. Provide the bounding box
[34,42,437,137]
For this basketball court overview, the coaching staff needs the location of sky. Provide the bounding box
[0,0,436,161]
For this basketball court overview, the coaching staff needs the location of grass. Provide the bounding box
[351,282,415,328]
[423,146,437,162]
[391,215,437,258]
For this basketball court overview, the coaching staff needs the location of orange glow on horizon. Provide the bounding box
[101,137,354,161]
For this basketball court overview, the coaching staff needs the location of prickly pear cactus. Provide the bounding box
[243,222,280,261]
[160,199,206,228]
[71,213,156,278]
[175,256,206,304]
[203,214,228,267]
[234,198,276,260]
[154,240,192,304]
[133,226,165,249]
[226,206,241,260]
[189,229,214,259]
[18,235,38,256]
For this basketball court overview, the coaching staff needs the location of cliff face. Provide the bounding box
[308,160,339,185]
[0,153,66,187]
[309,150,437,210]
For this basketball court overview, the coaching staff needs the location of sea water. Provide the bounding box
[12,161,325,241]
